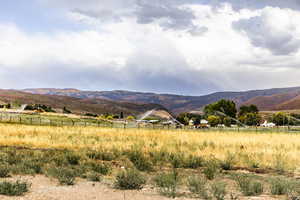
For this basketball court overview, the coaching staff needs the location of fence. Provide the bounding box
[2,111,300,133]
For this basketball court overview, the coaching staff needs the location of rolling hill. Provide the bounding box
[0,89,166,116]
[23,87,300,113]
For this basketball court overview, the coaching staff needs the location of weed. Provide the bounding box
[114,168,146,190]
[211,181,227,200]
[88,161,111,175]
[187,176,210,199]
[66,152,81,165]
[154,169,181,198]
[183,155,204,169]
[235,175,263,196]
[47,167,76,185]
[0,181,30,196]
[126,150,152,171]
[220,152,236,170]
[203,159,220,180]
[86,172,102,182]
[0,164,10,178]
[270,177,294,195]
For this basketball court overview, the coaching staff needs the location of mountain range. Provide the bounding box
[22,86,300,114]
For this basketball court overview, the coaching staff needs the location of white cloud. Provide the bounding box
[2,2,300,94]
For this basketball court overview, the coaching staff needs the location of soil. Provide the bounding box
[0,175,279,200]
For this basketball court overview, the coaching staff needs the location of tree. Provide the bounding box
[63,106,71,114]
[239,105,259,116]
[223,117,232,127]
[207,115,221,127]
[204,99,237,119]
[127,115,135,121]
[120,112,124,119]
[176,113,202,125]
[270,112,289,126]
[239,113,261,126]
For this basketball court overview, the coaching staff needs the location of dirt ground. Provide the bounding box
[0,176,279,200]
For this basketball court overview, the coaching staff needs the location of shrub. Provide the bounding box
[0,164,10,178]
[270,177,291,195]
[220,153,236,170]
[203,159,219,180]
[169,153,185,168]
[86,172,102,182]
[154,169,181,198]
[126,151,152,171]
[89,162,111,175]
[47,167,76,185]
[183,155,204,169]
[86,150,115,161]
[235,175,263,196]
[211,181,227,200]
[66,153,81,165]
[0,181,30,196]
[114,168,146,190]
[188,176,210,199]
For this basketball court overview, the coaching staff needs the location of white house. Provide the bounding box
[261,120,276,127]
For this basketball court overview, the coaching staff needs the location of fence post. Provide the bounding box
[19,117,22,124]
[39,118,42,126]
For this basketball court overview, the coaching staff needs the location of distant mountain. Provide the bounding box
[0,89,166,116]
[23,86,300,113]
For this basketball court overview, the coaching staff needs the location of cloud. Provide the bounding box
[2,2,300,95]
[233,7,300,55]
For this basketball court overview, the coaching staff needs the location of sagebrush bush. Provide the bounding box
[86,150,115,161]
[169,153,185,168]
[126,150,152,171]
[203,159,220,180]
[0,164,10,178]
[188,176,210,199]
[211,181,227,200]
[154,169,181,198]
[86,172,102,182]
[114,168,146,190]
[220,152,236,170]
[270,177,291,195]
[47,167,76,185]
[235,175,263,196]
[88,161,111,175]
[66,152,81,165]
[183,155,204,169]
[0,181,30,196]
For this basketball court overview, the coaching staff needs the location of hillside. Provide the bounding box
[0,90,166,116]
[23,87,300,113]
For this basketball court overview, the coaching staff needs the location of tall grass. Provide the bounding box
[0,124,299,170]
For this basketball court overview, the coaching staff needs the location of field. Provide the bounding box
[1,123,300,199]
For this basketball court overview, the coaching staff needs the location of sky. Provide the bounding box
[1,0,300,95]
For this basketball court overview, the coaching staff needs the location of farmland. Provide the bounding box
[1,123,300,199]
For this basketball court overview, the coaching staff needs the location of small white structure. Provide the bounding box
[200,119,208,125]
[261,120,276,127]
[189,119,194,126]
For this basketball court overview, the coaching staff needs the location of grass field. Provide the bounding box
[0,123,298,171]
[1,123,300,199]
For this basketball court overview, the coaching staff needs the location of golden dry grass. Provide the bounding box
[0,123,299,170]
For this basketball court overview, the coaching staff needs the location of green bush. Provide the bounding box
[211,181,227,200]
[154,169,181,198]
[114,168,146,190]
[169,153,185,168]
[0,164,10,178]
[270,177,291,195]
[203,159,220,180]
[47,167,76,185]
[126,151,152,171]
[66,153,81,165]
[188,176,210,199]
[89,162,111,175]
[220,153,236,170]
[86,172,102,182]
[183,155,204,169]
[0,181,30,196]
[86,150,115,161]
[235,175,263,196]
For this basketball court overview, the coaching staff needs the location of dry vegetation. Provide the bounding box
[0,124,299,171]
[1,123,300,199]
